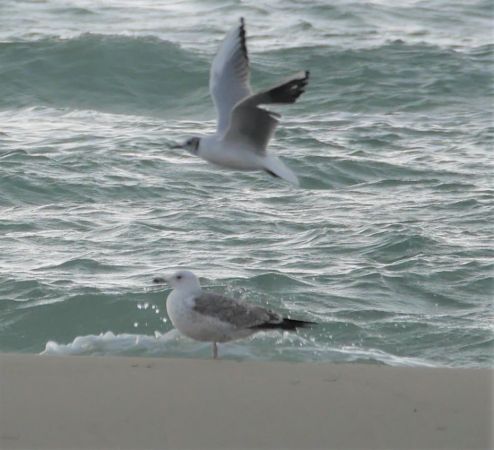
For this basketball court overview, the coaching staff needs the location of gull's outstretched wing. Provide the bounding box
[223,71,310,154]
[210,18,252,135]
[193,292,281,329]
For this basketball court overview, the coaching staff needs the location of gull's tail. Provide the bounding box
[262,155,299,186]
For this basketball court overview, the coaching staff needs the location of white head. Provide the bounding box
[172,137,201,155]
[163,270,202,294]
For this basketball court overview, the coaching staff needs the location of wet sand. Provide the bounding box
[0,353,492,449]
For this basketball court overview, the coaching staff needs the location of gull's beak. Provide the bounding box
[153,276,170,285]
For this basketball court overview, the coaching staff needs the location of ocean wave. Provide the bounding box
[247,272,313,290]
[1,33,491,115]
[0,34,209,114]
[34,257,127,273]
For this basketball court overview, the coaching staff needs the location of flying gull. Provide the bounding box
[154,270,315,359]
[173,18,310,185]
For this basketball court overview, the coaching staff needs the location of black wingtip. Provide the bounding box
[266,71,310,104]
[239,17,248,63]
[250,318,317,331]
[281,318,317,330]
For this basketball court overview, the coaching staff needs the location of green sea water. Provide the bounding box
[0,0,492,366]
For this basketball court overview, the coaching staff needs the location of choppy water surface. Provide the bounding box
[1,0,493,366]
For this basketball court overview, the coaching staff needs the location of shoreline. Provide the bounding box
[0,353,492,449]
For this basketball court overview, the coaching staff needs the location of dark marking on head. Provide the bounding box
[186,137,200,154]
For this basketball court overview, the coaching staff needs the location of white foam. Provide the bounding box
[41,330,439,367]
[333,345,439,367]
[42,330,181,357]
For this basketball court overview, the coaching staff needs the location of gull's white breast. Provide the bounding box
[199,137,263,171]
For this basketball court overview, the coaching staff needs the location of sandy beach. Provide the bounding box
[0,353,492,450]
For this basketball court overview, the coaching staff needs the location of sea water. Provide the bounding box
[0,0,492,367]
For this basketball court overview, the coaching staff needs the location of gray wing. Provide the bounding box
[223,71,310,154]
[192,292,282,329]
[210,18,252,135]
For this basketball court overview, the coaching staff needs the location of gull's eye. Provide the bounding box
[177,275,182,280]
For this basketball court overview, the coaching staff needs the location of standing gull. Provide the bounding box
[173,18,310,185]
[154,270,315,359]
